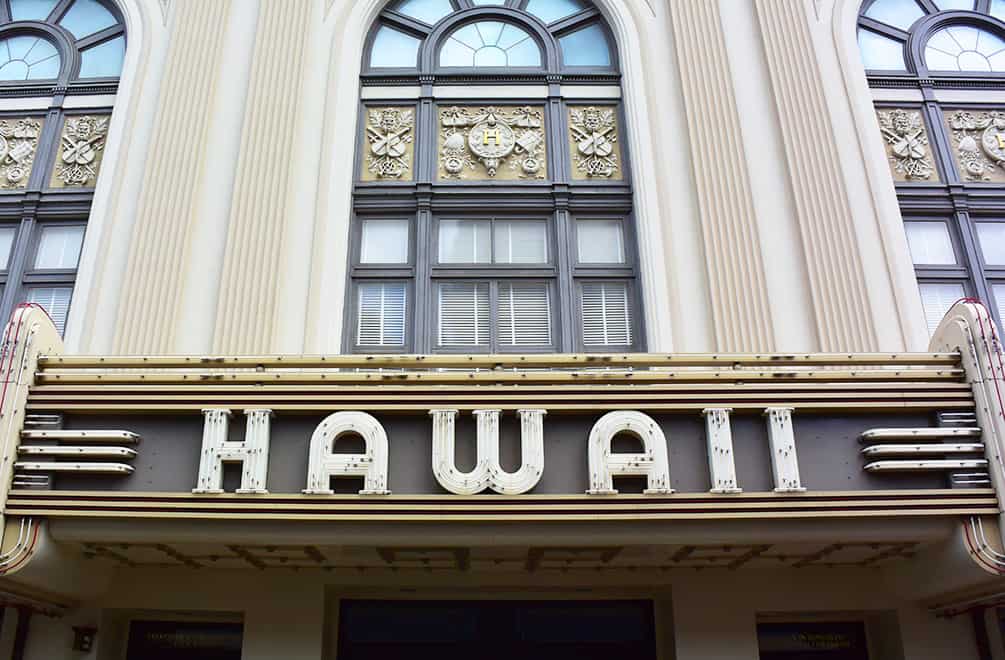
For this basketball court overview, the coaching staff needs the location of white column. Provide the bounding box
[193,409,272,494]
[764,407,805,492]
[704,408,741,493]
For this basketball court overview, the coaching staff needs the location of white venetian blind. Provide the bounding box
[27,287,72,335]
[438,282,489,347]
[581,281,632,346]
[919,282,964,336]
[498,282,552,346]
[356,282,407,346]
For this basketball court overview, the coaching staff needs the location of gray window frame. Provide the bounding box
[347,2,642,354]
[0,0,125,334]
[862,2,1005,330]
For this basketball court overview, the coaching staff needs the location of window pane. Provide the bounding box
[863,0,924,31]
[439,21,541,68]
[560,24,611,67]
[994,284,1005,330]
[59,0,118,39]
[858,29,906,71]
[438,282,489,347]
[439,219,491,263]
[0,227,16,270]
[919,282,965,336]
[932,0,974,9]
[904,222,955,265]
[370,26,420,68]
[493,220,547,264]
[525,0,587,24]
[498,282,552,346]
[79,35,125,78]
[10,0,59,21]
[360,218,409,264]
[393,0,452,25]
[925,26,1005,72]
[357,282,407,346]
[35,225,84,269]
[581,281,632,346]
[0,36,60,80]
[577,219,625,263]
[994,0,1005,21]
[26,287,72,335]
[976,223,1005,265]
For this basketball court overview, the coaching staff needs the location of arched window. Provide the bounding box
[858,0,1005,335]
[0,0,125,335]
[348,0,638,354]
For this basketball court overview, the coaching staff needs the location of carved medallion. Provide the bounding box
[362,106,414,181]
[51,115,109,188]
[876,109,935,182]
[438,105,546,180]
[568,105,622,180]
[0,117,41,189]
[945,109,1005,182]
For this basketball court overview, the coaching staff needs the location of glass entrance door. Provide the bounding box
[337,600,657,660]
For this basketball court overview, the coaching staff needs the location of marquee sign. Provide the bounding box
[1,302,1002,528]
[187,406,792,497]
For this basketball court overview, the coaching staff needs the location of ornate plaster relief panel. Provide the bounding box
[944,109,1005,183]
[360,106,415,182]
[567,105,623,181]
[437,105,547,181]
[0,116,44,190]
[49,114,110,188]
[876,108,938,183]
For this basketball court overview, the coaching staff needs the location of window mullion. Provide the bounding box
[956,210,992,305]
[488,279,499,353]
[48,0,75,24]
[0,216,34,322]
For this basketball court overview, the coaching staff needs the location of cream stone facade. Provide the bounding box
[61,0,932,357]
[0,0,1003,659]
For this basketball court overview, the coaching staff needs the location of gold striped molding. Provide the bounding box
[37,353,962,369]
[26,353,971,414]
[6,489,996,523]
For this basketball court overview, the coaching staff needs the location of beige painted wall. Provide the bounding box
[61,0,927,355]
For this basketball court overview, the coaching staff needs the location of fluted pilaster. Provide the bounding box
[113,0,232,353]
[754,0,879,351]
[668,0,775,352]
[211,0,313,354]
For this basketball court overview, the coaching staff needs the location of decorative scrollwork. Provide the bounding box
[569,106,620,179]
[438,105,545,180]
[947,110,1005,182]
[0,118,41,189]
[877,109,934,181]
[364,107,414,179]
[54,115,109,187]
